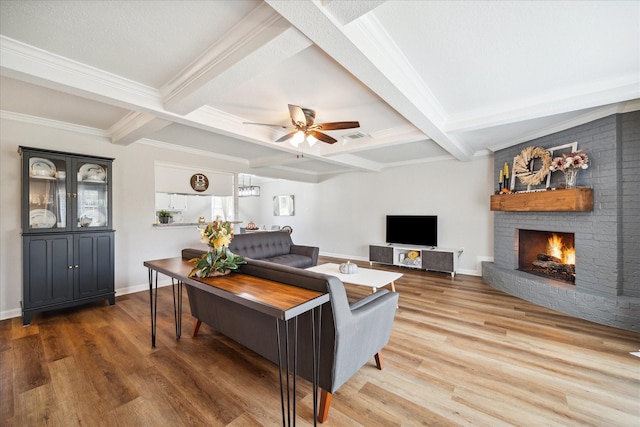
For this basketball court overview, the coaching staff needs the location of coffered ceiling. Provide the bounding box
[1,1,638,182]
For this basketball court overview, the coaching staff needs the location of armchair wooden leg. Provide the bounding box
[192,319,202,337]
[318,388,332,423]
[374,352,384,370]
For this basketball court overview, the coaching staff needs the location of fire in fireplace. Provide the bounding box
[518,229,576,283]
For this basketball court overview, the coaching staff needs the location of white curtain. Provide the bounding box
[212,196,234,220]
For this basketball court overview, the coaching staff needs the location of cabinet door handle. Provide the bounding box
[67,192,71,198]
[73,193,77,198]
[68,265,73,269]
[75,265,79,268]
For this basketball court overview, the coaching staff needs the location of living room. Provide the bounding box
[1,1,639,425]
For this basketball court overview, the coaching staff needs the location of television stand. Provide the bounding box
[369,244,461,277]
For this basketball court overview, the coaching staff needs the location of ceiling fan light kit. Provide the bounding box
[245,104,360,147]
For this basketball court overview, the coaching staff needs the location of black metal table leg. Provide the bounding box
[275,310,322,426]
[276,319,285,426]
[276,317,297,427]
[312,306,321,427]
[172,278,183,340]
[148,268,159,349]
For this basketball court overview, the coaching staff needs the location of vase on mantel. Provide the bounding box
[564,169,578,189]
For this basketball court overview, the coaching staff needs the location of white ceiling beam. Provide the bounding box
[322,0,386,25]
[109,111,171,145]
[265,0,473,161]
[162,3,312,115]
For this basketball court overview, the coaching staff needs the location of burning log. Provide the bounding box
[531,253,575,282]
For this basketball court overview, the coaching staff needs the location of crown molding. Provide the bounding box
[489,100,640,152]
[1,36,163,111]
[154,160,234,176]
[446,75,640,133]
[0,110,108,137]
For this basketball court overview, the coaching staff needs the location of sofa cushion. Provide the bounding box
[263,254,314,268]
[229,231,292,259]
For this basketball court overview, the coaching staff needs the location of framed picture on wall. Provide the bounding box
[273,195,295,216]
[545,142,578,188]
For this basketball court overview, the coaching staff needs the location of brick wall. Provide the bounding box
[483,111,640,331]
[621,112,640,298]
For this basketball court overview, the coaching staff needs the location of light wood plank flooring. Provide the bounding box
[2,257,639,426]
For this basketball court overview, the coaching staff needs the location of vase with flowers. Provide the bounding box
[188,217,245,278]
[549,150,589,189]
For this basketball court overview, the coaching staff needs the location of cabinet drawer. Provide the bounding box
[422,250,454,272]
[369,245,394,264]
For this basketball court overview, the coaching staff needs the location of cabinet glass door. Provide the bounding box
[27,155,67,230]
[75,160,109,229]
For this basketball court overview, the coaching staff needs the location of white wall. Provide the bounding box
[1,118,495,319]
[238,159,495,274]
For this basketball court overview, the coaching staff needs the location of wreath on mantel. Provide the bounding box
[513,146,552,187]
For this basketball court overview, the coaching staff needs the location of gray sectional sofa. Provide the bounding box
[181,236,399,422]
[231,230,319,267]
[183,230,318,268]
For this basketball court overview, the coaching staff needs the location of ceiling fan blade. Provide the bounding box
[275,131,298,143]
[242,122,293,130]
[314,121,360,131]
[288,104,307,128]
[309,130,337,144]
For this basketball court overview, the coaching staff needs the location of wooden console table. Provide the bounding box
[144,257,329,426]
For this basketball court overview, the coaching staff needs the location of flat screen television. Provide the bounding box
[386,215,437,247]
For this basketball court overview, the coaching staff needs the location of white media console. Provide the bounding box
[369,244,462,277]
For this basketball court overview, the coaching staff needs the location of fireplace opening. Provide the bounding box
[518,229,576,283]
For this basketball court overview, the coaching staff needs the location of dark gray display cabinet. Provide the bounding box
[20,146,115,325]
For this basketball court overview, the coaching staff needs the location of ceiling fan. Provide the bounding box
[244,104,360,147]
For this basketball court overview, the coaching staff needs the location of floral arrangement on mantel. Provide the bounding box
[549,150,589,189]
[188,218,245,278]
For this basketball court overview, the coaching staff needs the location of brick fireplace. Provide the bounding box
[483,111,640,332]
[518,229,575,283]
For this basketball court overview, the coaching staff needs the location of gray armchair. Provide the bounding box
[237,259,399,422]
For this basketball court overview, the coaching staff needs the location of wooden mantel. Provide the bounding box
[490,187,594,212]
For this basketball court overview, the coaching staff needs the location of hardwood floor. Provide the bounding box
[2,257,639,426]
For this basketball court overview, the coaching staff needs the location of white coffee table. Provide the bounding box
[306,263,402,293]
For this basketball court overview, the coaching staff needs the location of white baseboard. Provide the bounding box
[0,308,22,321]
[0,279,174,321]
[115,279,173,297]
